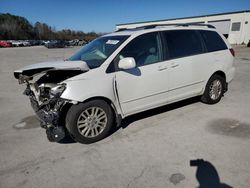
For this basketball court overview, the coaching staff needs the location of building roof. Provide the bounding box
[117,10,250,26]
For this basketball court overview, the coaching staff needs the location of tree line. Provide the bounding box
[0,13,103,41]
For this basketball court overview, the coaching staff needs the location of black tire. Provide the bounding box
[201,74,226,104]
[65,100,114,144]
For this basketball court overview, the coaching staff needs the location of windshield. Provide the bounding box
[69,35,129,69]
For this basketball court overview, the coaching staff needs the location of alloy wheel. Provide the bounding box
[77,107,108,138]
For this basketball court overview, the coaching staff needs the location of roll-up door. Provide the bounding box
[208,20,231,34]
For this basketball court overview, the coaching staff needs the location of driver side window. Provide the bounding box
[119,32,161,67]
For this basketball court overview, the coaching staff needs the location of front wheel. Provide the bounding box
[201,75,226,104]
[66,100,114,144]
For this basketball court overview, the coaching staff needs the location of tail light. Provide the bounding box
[229,48,235,57]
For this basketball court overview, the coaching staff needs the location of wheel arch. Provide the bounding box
[211,71,227,91]
[202,70,227,95]
[211,70,226,80]
[82,96,122,127]
[201,70,227,104]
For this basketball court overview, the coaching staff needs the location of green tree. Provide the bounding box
[0,13,102,41]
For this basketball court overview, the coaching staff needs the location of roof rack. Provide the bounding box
[116,23,216,32]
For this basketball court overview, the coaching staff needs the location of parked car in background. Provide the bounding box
[22,40,31,47]
[45,40,67,48]
[68,39,78,46]
[10,40,31,47]
[29,40,42,46]
[41,40,50,46]
[68,39,87,46]
[78,39,88,46]
[10,40,23,47]
[0,40,12,47]
[14,23,235,144]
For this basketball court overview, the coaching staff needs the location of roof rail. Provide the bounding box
[116,23,216,32]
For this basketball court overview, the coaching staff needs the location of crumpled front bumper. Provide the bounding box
[29,95,68,142]
[30,97,61,127]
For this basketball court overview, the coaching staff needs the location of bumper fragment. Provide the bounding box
[29,96,67,142]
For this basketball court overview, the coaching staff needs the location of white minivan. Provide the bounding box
[14,24,235,144]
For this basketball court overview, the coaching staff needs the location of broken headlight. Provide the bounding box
[50,83,66,98]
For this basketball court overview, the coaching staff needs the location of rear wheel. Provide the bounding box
[201,75,226,104]
[66,100,113,144]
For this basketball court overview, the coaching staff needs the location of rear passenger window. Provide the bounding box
[199,30,227,52]
[164,30,203,59]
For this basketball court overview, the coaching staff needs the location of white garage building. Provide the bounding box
[116,10,250,44]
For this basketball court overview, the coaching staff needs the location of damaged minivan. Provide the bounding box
[14,24,235,144]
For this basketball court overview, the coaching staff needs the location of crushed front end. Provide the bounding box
[13,60,90,142]
[23,81,69,142]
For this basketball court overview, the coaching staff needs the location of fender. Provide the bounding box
[61,73,125,118]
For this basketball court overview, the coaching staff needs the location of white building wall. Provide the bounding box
[116,11,250,44]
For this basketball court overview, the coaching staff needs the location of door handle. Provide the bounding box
[170,63,179,68]
[158,65,168,71]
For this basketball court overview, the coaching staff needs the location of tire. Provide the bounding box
[65,100,114,144]
[201,74,226,104]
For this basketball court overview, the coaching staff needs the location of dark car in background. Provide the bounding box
[29,40,43,46]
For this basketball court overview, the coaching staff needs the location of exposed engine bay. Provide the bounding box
[22,70,83,141]
[14,61,89,142]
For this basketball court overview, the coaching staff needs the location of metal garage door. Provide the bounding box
[208,20,231,34]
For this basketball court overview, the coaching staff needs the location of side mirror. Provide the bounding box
[118,57,136,70]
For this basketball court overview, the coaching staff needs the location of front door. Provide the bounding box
[115,32,170,116]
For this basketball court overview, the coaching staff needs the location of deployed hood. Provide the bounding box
[14,60,89,82]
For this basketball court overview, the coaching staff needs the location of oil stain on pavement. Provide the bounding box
[169,173,185,185]
[13,115,40,129]
[208,119,250,139]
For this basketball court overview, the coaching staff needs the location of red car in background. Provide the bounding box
[0,41,12,47]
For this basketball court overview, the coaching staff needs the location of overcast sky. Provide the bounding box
[0,0,250,32]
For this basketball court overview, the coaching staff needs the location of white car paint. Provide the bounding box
[60,26,235,119]
[15,60,89,73]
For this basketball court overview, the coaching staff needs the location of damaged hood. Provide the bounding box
[14,60,89,81]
